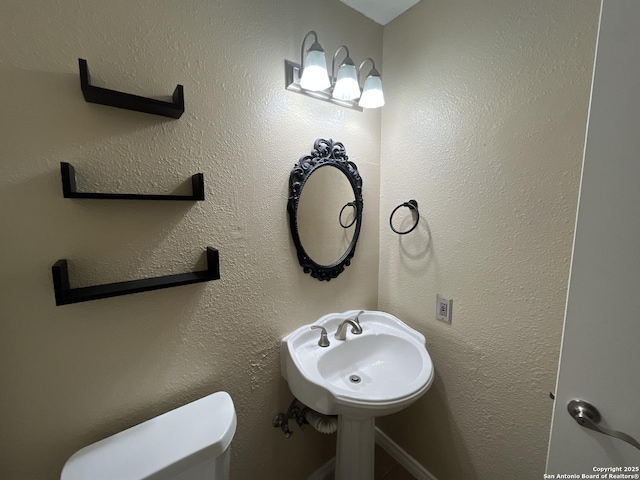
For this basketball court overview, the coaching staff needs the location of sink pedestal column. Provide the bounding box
[335,415,375,480]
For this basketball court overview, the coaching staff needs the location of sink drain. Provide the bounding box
[349,375,361,384]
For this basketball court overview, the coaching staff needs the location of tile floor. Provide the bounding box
[374,445,416,480]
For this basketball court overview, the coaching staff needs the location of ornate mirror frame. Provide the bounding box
[287,138,363,281]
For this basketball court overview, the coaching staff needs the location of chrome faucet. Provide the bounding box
[334,318,363,340]
[351,310,364,330]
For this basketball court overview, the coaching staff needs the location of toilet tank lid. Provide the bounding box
[61,391,236,480]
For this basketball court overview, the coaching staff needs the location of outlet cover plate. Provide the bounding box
[436,294,453,324]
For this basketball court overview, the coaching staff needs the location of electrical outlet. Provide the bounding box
[436,294,453,324]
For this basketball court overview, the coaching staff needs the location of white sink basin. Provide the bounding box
[281,310,434,417]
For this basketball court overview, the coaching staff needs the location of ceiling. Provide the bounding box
[340,0,421,25]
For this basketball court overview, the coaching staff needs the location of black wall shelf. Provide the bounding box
[79,58,185,118]
[61,162,205,201]
[52,247,220,306]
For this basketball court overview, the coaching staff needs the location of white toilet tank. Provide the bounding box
[61,391,236,480]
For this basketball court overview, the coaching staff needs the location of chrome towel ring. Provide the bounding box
[389,200,419,234]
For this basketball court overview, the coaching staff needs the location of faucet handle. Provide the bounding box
[310,326,330,347]
[351,310,365,334]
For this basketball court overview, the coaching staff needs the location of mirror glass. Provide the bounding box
[296,165,355,265]
[288,138,363,281]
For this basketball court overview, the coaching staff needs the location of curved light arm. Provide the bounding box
[300,31,319,68]
[332,45,351,81]
[359,58,380,84]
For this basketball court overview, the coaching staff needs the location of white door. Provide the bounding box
[546,0,640,475]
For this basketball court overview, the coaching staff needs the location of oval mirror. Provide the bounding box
[287,139,363,281]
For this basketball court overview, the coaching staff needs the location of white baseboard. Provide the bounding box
[306,428,438,480]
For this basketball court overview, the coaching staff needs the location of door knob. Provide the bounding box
[568,400,640,451]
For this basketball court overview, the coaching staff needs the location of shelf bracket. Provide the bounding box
[79,58,184,118]
[52,247,220,306]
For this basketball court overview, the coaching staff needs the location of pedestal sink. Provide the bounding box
[280,310,434,480]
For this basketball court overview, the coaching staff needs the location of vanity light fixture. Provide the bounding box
[358,58,385,109]
[284,31,384,112]
[332,46,360,101]
[299,31,331,92]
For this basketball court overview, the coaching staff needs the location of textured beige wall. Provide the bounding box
[0,0,606,478]
[0,1,381,478]
[378,1,599,479]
